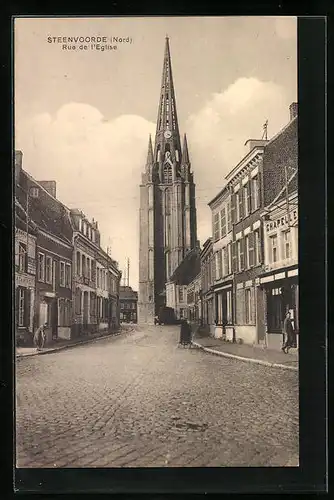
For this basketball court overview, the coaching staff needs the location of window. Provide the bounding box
[163,165,172,184]
[248,232,254,267]
[213,213,220,241]
[75,288,81,314]
[18,242,27,272]
[227,201,232,232]
[235,192,240,222]
[226,290,232,324]
[81,254,85,277]
[237,239,244,271]
[37,253,45,281]
[245,235,250,269]
[76,251,80,275]
[30,187,39,198]
[90,292,96,316]
[251,176,260,211]
[45,256,52,284]
[60,261,65,287]
[223,247,229,277]
[59,299,71,326]
[179,287,184,302]
[220,207,227,238]
[283,230,291,259]
[65,263,71,288]
[244,184,251,217]
[270,235,278,263]
[254,230,261,266]
[18,288,25,326]
[245,288,252,324]
[238,189,244,220]
[218,250,223,278]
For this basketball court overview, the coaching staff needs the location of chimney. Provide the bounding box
[244,139,268,153]
[289,102,298,120]
[14,150,23,185]
[38,180,57,198]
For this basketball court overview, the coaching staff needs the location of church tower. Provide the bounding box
[138,37,197,324]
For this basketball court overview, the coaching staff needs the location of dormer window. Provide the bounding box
[29,187,39,198]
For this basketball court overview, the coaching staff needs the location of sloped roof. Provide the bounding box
[119,286,138,299]
[16,170,73,245]
[169,249,201,286]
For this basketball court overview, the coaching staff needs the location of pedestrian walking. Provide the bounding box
[281,312,296,353]
[33,323,47,352]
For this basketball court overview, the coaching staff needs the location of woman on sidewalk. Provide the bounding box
[33,323,47,352]
[282,312,296,354]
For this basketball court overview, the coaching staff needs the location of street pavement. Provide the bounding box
[16,325,299,468]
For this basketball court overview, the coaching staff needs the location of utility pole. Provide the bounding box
[262,119,268,140]
[127,258,130,287]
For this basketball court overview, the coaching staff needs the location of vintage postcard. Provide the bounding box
[14,16,299,470]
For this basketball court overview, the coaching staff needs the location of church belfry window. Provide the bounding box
[163,165,172,184]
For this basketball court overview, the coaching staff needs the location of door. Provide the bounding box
[256,286,266,343]
[39,299,52,344]
[51,299,58,340]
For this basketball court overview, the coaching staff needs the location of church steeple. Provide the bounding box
[182,134,190,165]
[146,134,154,168]
[154,36,181,167]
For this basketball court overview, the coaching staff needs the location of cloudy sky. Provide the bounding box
[14,16,297,289]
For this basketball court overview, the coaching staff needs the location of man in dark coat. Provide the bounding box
[282,312,296,353]
[179,319,192,346]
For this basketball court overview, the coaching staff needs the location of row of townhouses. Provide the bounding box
[166,102,298,350]
[14,151,122,347]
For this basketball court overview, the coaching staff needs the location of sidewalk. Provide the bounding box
[192,335,298,371]
[16,325,136,358]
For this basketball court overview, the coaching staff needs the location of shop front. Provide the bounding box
[259,266,299,350]
[213,281,234,340]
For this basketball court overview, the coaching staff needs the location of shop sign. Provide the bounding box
[265,209,298,232]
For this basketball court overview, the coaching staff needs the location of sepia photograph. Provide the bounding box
[14,16,299,469]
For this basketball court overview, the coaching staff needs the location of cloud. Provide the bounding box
[186,77,291,245]
[16,77,292,289]
[16,103,155,289]
[274,17,297,40]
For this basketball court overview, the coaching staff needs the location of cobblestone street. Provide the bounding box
[16,326,299,468]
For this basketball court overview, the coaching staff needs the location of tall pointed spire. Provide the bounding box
[154,36,181,161]
[146,134,154,168]
[182,134,190,164]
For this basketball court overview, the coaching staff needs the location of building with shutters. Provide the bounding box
[14,154,38,345]
[208,185,235,340]
[259,191,298,349]
[257,103,298,349]
[119,286,138,323]
[70,210,121,338]
[200,238,214,334]
[138,37,198,325]
[15,152,74,344]
[225,138,268,345]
